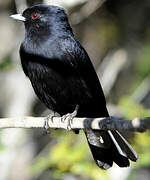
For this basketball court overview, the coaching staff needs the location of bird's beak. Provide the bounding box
[10,14,26,22]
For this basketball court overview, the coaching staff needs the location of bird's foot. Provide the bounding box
[44,111,56,134]
[61,105,79,131]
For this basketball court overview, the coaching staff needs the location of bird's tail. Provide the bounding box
[84,129,138,169]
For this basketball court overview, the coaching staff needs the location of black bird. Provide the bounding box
[10,4,138,169]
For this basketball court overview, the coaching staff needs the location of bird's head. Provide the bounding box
[10,4,73,39]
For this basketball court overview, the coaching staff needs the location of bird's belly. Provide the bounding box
[28,64,92,115]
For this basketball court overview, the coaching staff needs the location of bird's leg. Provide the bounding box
[61,105,79,131]
[44,111,56,134]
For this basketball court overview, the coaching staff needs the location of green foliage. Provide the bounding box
[119,97,150,119]
[0,55,13,71]
[128,37,150,95]
[119,97,150,168]
[96,18,120,50]
[136,38,150,79]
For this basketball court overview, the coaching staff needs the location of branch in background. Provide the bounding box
[97,49,128,96]
[0,116,149,132]
[71,0,106,25]
[15,0,27,13]
[44,0,86,8]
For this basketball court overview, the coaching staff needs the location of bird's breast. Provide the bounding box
[24,60,92,114]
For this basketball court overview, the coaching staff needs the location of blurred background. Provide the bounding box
[0,0,150,179]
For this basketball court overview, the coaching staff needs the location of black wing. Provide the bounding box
[59,36,109,117]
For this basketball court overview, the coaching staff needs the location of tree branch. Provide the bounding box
[71,0,106,25]
[0,116,149,132]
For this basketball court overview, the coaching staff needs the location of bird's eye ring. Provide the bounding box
[31,12,40,20]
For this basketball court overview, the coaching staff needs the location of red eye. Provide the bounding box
[31,13,40,20]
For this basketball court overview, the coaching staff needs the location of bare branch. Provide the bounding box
[15,0,27,13]
[0,116,149,132]
[71,0,106,25]
[97,49,128,96]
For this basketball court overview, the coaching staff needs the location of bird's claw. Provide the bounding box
[61,113,72,131]
[44,112,56,134]
[61,105,79,131]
